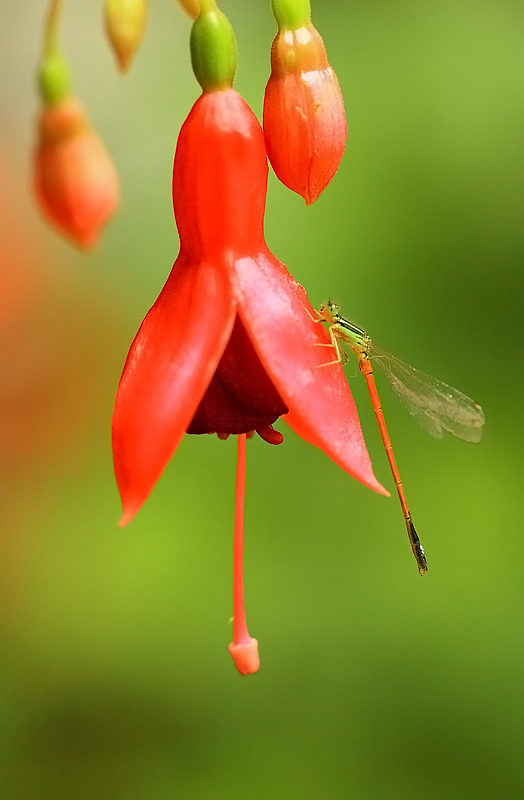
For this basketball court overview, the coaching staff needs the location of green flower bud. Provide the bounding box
[39,51,72,106]
[190,3,237,91]
[270,0,311,30]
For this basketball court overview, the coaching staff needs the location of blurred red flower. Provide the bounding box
[34,98,119,249]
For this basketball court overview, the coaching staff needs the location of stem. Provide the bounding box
[198,0,217,14]
[228,434,260,675]
[44,0,65,56]
[39,0,71,105]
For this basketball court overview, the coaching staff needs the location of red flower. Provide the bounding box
[263,12,347,204]
[113,85,385,673]
[113,88,383,523]
[34,98,119,249]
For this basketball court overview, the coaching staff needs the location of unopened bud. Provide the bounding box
[34,98,119,249]
[105,0,147,72]
[263,8,348,204]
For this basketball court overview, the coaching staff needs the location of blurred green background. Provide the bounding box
[1,1,523,798]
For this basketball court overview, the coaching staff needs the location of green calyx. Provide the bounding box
[39,51,72,105]
[271,0,311,29]
[190,2,237,91]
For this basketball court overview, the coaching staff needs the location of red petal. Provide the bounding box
[113,255,236,524]
[187,315,287,435]
[256,424,284,445]
[233,252,388,496]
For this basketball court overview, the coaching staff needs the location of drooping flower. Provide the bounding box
[113,86,384,514]
[113,0,386,675]
[104,0,148,72]
[263,0,348,204]
[34,0,119,249]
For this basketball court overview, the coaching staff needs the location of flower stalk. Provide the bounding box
[39,0,71,106]
[43,0,64,55]
[177,0,201,19]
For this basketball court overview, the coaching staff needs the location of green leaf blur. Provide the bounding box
[1,1,523,797]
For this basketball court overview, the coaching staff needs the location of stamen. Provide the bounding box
[228,433,260,675]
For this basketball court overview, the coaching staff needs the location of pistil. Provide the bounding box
[228,434,260,675]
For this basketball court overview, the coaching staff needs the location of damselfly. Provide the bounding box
[317,301,485,574]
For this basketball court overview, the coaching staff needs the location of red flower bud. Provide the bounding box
[263,21,348,204]
[34,98,119,249]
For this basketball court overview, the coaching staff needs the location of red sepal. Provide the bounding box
[113,255,236,524]
[233,252,387,495]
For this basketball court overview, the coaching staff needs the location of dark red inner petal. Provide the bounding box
[187,315,288,435]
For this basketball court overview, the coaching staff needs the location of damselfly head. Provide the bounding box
[318,300,340,323]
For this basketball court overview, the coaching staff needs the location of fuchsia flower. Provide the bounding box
[263,0,348,204]
[113,1,385,674]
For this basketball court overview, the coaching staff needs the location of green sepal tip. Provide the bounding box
[39,51,72,106]
[190,5,237,91]
[271,0,311,29]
